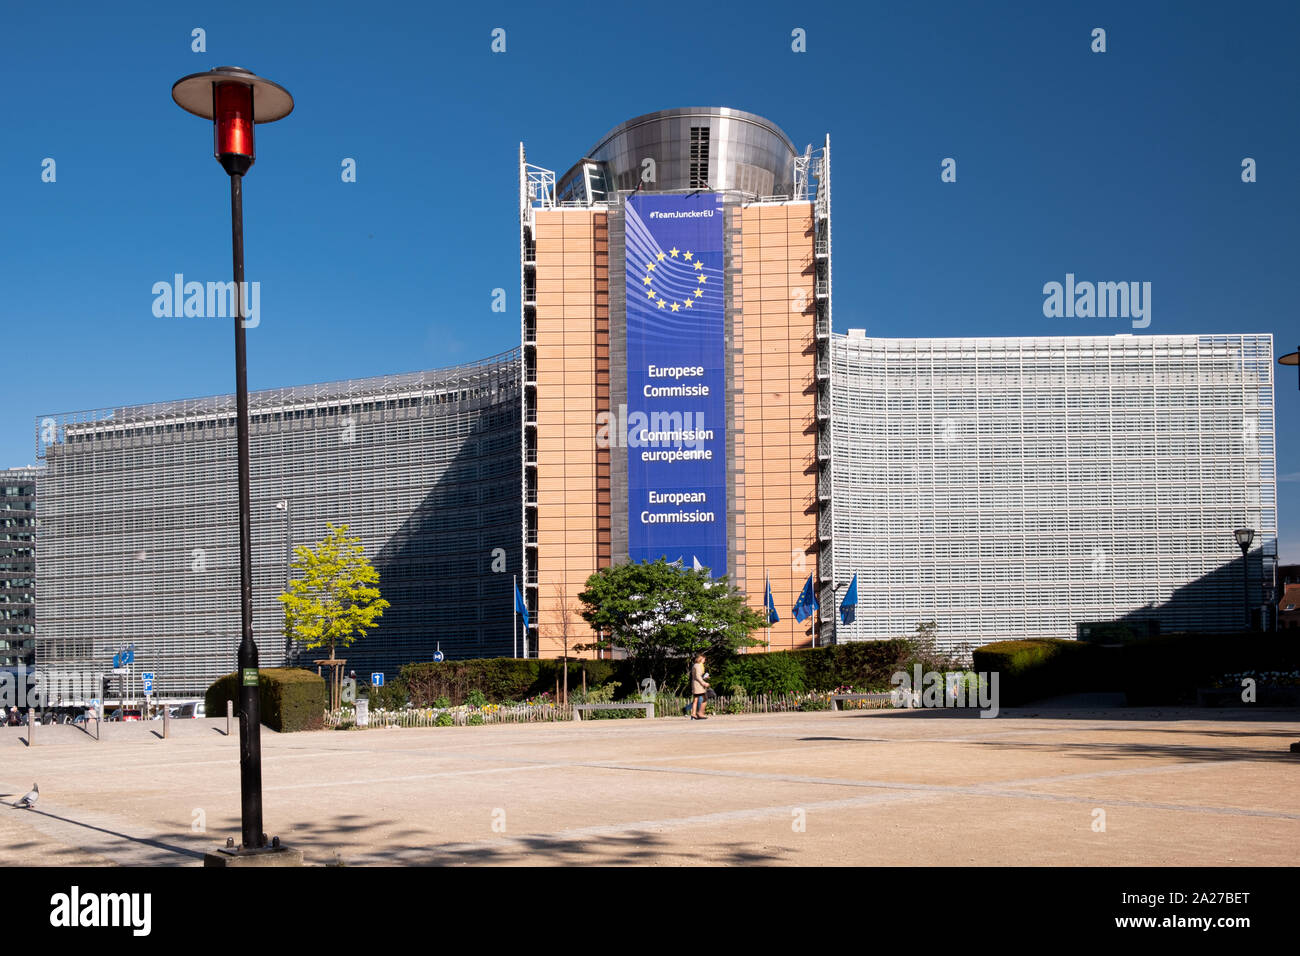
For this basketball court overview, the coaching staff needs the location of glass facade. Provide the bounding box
[827,333,1278,653]
[0,468,37,667]
[35,354,522,696]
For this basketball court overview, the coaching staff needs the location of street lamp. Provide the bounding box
[1234,527,1255,630]
[1279,348,1297,390]
[172,66,293,858]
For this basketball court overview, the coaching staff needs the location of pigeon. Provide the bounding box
[14,783,38,809]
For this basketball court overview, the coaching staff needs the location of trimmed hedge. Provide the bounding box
[972,632,1300,707]
[401,641,919,705]
[205,667,326,733]
[1119,632,1300,705]
[972,639,1107,706]
[401,657,621,706]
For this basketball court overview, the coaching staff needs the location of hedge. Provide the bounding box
[1118,632,1300,705]
[971,639,1107,706]
[205,667,327,733]
[972,632,1300,707]
[401,641,920,705]
[401,657,622,706]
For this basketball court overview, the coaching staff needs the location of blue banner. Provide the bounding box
[625,194,727,575]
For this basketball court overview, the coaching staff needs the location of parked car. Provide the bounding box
[108,708,142,722]
[176,701,205,719]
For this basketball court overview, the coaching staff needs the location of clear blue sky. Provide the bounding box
[2,0,1296,561]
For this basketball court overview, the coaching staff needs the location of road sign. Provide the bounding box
[371,672,384,687]
[142,673,154,696]
[433,651,445,663]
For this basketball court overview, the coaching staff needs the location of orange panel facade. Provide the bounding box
[532,209,609,657]
[737,203,819,651]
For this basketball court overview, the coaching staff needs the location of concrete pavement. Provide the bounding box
[2,708,1297,866]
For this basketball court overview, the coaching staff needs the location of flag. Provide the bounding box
[793,573,819,623]
[764,573,779,624]
[124,644,135,665]
[112,651,121,669]
[514,581,529,631]
[840,573,858,625]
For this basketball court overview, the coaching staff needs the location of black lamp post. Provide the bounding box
[172,66,293,855]
[1234,527,1255,630]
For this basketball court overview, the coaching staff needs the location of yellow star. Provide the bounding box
[694,288,703,298]
[646,262,655,271]
[683,298,694,308]
[648,289,657,298]
[669,247,679,258]
[643,275,653,285]
[670,301,680,311]
[693,261,703,271]
[697,275,707,284]
[657,297,667,308]
[655,252,665,262]
[683,251,693,260]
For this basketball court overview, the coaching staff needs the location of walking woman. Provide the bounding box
[689,653,710,720]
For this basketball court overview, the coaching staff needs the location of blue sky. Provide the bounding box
[2,0,1296,560]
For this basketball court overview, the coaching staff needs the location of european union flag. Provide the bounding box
[514,581,529,631]
[792,573,819,623]
[124,644,135,665]
[112,651,121,669]
[840,573,858,625]
[764,574,779,625]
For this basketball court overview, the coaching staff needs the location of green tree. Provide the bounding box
[576,558,767,688]
[279,523,390,709]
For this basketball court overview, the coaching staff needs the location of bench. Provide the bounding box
[572,702,655,721]
[829,693,893,711]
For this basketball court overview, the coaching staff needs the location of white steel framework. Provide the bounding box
[829,333,1277,653]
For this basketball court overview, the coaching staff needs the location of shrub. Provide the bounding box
[205,667,327,733]
[971,631,1300,707]
[715,653,806,695]
[788,640,913,692]
[971,639,1102,706]
[365,677,408,711]
[433,695,451,709]
[467,713,485,726]
[434,712,454,727]
[1119,632,1300,705]
[466,688,488,709]
[401,657,623,706]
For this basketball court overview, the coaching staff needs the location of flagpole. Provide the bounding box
[513,575,518,659]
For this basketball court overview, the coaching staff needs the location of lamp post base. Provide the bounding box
[203,836,303,867]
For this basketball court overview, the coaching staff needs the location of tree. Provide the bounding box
[549,582,581,706]
[576,558,767,689]
[278,523,390,710]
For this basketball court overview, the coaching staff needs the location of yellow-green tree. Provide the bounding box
[279,523,389,708]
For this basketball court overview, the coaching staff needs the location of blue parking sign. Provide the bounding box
[371,673,383,687]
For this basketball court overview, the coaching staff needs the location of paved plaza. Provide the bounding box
[2,707,1297,866]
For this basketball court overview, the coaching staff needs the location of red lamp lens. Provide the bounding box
[213,82,254,159]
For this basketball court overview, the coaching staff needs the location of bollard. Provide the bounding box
[28,708,34,745]
[163,705,169,739]
[226,698,233,736]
